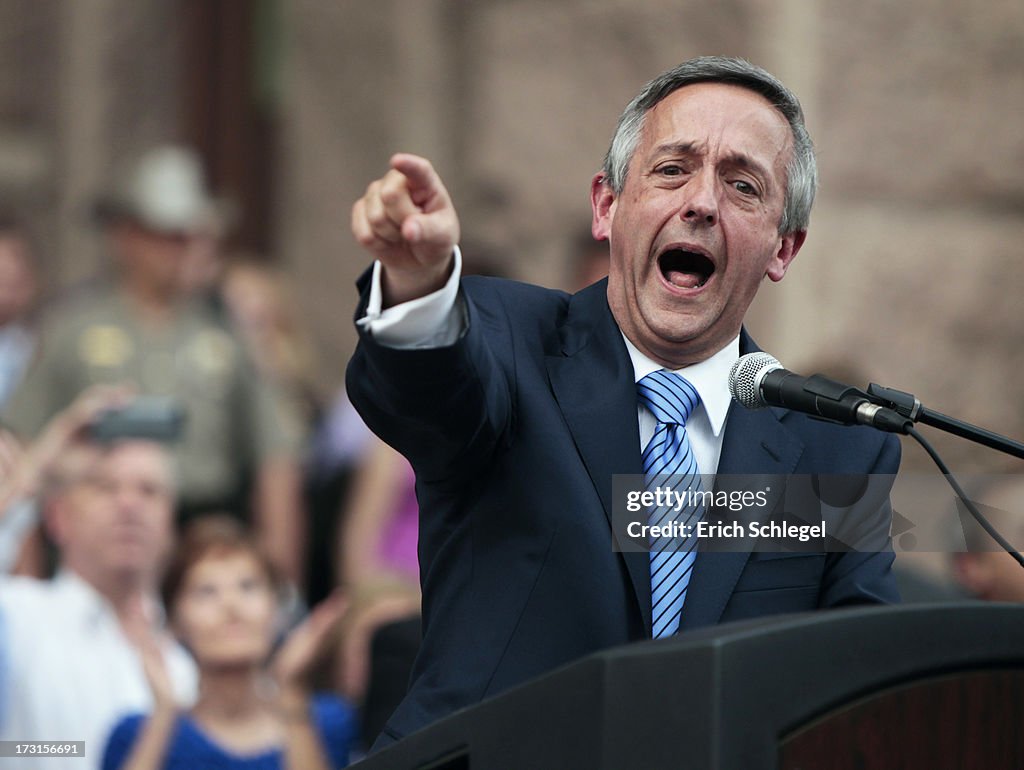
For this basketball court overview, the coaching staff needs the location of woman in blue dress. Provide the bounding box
[103,517,356,770]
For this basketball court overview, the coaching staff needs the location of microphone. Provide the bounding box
[728,352,909,433]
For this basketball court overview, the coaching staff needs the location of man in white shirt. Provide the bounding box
[346,56,899,748]
[0,439,197,770]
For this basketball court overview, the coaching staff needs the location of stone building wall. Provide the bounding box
[0,0,182,287]
[279,0,1024,475]
[1,1,1021,479]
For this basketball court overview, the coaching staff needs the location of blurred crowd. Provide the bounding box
[0,144,1019,769]
[0,145,424,769]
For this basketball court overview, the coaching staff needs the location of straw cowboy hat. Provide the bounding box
[93,145,236,236]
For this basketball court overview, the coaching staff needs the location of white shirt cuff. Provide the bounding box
[356,246,466,348]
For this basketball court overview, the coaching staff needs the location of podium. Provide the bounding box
[351,603,1024,769]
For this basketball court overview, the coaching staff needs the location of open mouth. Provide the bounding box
[658,249,715,289]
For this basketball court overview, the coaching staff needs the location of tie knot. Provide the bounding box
[637,370,700,426]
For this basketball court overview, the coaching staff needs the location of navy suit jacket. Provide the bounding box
[346,275,900,746]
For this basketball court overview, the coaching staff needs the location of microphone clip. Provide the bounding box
[865,383,923,421]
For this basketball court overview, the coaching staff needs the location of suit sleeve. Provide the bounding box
[346,274,513,485]
[818,432,902,607]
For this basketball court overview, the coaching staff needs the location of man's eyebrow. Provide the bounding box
[651,142,700,158]
[649,144,772,178]
[723,151,771,179]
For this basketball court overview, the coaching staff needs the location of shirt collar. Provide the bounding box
[622,333,739,437]
[54,569,115,627]
[54,569,167,629]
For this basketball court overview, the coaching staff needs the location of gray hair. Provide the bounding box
[601,56,818,234]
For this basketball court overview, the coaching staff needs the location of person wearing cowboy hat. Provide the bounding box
[2,145,307,589]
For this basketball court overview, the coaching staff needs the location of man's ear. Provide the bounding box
[590,173,616,241]
[765,229,806,282]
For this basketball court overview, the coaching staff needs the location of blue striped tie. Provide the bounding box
[637,370,705,638]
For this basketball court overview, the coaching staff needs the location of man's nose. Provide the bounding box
[678,169,719,226]
[113,486,141,511]
[112,486,151,521]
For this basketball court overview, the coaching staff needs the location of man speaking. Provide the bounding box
[346,56,899,748]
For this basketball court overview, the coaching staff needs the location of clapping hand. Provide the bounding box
[122,597,179,712]
[271,591,349,699]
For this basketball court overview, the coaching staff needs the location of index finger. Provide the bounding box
[389,153,447,209]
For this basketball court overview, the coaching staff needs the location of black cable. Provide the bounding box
[906,426,1024,569]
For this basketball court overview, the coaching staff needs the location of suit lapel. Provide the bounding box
[544,282,651,631]
[677,381,805,632]
[545,302,807,636]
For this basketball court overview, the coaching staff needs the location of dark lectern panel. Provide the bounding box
[351,604,1024,770]
[780,669,1024,770]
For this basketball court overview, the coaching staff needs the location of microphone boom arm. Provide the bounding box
[866,383,1024,460]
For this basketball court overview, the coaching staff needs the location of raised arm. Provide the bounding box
[1,385,132,512]
[272,593,350,770]
[347,155,511,483]
[107,602,181,770]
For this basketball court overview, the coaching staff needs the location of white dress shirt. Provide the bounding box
[356,248,466,349]
[0,571,197,770]
[623,334,737,476]
[358,252,738,474]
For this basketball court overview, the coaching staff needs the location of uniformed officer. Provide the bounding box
[3,146,306,585]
